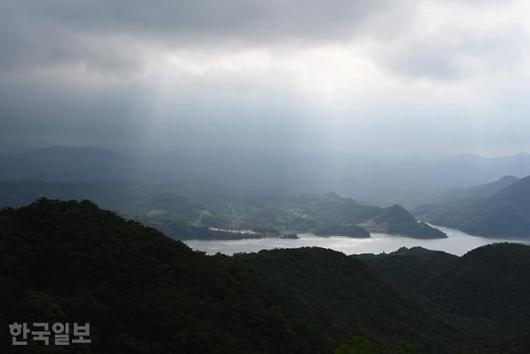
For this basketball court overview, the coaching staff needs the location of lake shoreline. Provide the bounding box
[185,225,530,256]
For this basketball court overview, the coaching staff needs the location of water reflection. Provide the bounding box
[184,225,530,256]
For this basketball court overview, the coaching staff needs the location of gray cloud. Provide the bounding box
[1,0,530,157]
[15,0,401,39]
[0,0,405,73]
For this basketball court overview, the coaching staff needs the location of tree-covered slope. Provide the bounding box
[0,199,463,353]
[0,181,446,239]
[415,176,530,238]
[223,193,446,239]
[357,243,530,352]
[361,205,447,239]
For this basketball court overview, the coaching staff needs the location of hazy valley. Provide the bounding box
[2,147,530,353]
[4,1,530,352]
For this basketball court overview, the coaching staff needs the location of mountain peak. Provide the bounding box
[499,175,519,182]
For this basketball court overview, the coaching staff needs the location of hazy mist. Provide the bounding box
[1,0,530,157]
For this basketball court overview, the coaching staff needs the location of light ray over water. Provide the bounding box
[184,225,530,256]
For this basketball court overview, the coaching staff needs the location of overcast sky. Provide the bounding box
[1,0,530,157]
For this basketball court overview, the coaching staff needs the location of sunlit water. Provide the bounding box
[184,225,530,256]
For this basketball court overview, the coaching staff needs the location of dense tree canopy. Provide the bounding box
[0,199,528,353]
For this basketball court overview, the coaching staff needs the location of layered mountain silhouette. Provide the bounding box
[3,146,530,206]
[0,199,457,353]
[0,146,134,182]
[1,199,529,352]
[415,175,530,238]
[0,182,445,239]
[357,243,530,351]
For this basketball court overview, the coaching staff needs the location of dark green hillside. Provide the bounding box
[362,205,447,239]
[0,181,446,239]
[357,247,459,294]
[0,181,282,240]
[127,193,260,240]
[224,193,446,239]
[357,243,530,350]
[130,194,229,227]
[415,175,519,213]
[0,199,464,353]
[0,180,158,210]
[429,243,530,321]
[415,175,530,238]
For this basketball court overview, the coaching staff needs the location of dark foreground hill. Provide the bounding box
[415,175,530,238]
[0,199,458,353]
[358,244,530,352]
[0,199,528,353]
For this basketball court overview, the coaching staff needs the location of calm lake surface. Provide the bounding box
[184,225,530,256]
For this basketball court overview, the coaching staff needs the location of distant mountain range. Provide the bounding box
[415,175,530,238]
[0,146,135,181]
[2,145,530,206]
[3,145,530,239]
[2,199,529,353]
[0,181,445,239]
[205,192,446,239]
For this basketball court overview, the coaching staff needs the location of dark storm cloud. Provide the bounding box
[0,0,401,72]
[0,0,529,156]
[21,0,389,36]
[0,60,313,153]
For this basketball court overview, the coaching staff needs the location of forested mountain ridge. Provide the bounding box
[415,175,518,211]
[357,243,530,351]
[0,182,446,239]
[214,193,445,239]
[0,199,464,353]
[360,204,445,238]
[415,175,530,238]
[2,199,530,352]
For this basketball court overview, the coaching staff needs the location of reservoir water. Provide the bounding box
[184,225,530,256]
